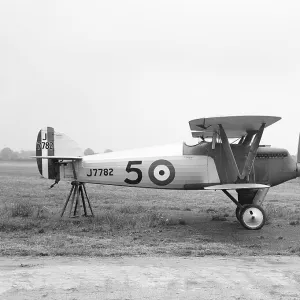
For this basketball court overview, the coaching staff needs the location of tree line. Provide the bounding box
[0,148,35,160]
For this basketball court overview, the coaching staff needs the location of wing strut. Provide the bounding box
[218,123,266,183]
[218,124,241,182]
[241,123,265,179]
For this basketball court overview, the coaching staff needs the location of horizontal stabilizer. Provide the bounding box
[204,183,269,190]
[32,156,82,160]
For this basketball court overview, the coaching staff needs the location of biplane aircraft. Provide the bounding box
[34,115,300,230]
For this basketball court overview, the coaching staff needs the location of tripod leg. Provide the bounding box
[80,185,87,216]
[60,185,74,217]
[73,188,79,217]
[82,184,94,217]
[75,186,81,217]
[69,185,78,217]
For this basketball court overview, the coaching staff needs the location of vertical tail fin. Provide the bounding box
[36,127,83,179]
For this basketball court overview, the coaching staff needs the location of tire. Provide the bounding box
[239,204,266,230]
[235,207,241,222]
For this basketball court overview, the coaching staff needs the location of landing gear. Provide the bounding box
[60,181,94,218]
[239,204,266,230]
[222,188,268,230]
[235,206,241,222]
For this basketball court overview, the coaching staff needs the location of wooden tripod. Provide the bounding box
[60,181,94,218]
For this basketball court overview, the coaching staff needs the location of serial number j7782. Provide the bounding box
[36,142,54,150]
[87,168,113,177]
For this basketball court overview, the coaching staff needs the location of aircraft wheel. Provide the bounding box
[239,204,266,230]
[235,207,241,222]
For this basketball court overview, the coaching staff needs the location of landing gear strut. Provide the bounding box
[60,181,94,218]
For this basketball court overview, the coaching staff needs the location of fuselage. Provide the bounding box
[59,142,298,190]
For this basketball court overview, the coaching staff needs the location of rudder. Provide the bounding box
[36,127,83,179]
[36,127,56,179]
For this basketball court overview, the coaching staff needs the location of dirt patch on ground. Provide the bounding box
[1,256,300,300]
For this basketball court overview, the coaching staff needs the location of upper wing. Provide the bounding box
[189,115,281,138]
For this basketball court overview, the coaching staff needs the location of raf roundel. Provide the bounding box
[148,159,175,186]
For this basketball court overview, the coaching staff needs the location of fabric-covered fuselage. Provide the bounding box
[60,142,298,190]
[183,142,297,187]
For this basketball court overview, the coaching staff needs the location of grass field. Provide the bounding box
[0,160,299,257]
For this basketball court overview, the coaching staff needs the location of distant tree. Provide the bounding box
[104,149,113,153]
[84,148,95,156]
[0,147,14,160]
[11,151,19,160]
[19,150,35,159]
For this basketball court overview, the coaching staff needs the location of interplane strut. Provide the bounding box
[218,124,241,182]
[218,123,265,183]
[241,123,265,179]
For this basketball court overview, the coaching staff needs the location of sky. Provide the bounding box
[0,0,300,153]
